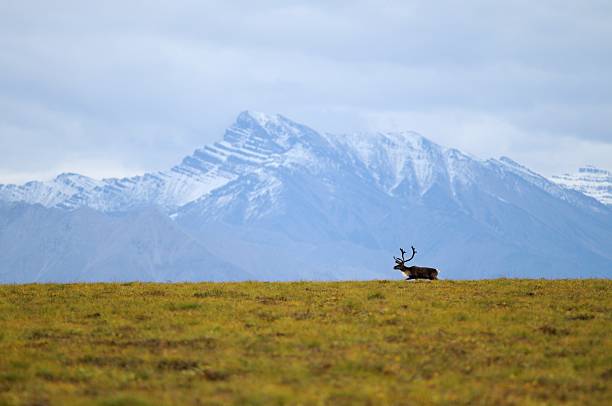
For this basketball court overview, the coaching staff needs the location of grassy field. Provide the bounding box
[0,280,610,405]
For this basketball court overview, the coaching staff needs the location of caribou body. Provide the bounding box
[393,246,439,280]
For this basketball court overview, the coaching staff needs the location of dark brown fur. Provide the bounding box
[393,263,439,280]
[393,246,439,280]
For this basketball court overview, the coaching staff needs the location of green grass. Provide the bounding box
[0,280,610,405]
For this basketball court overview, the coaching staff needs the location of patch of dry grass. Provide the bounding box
[0,280,610,405]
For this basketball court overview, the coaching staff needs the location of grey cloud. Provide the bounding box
[0,0,611,182]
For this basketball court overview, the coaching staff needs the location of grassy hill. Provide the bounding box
[0,280,610,405]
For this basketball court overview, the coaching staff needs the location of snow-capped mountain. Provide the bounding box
[1,111,611,281]
[0,173,103,209]
[0,112,328,212]
[550,166,612,206]
[0,153,234,212]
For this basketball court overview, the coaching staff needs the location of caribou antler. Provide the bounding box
[394,246,417,264]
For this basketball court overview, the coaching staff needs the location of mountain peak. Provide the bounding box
[551,165,612,206]
[237,110,283,128]
[55,172,84,181]
[578,165,610,175]
[225,111,322,153]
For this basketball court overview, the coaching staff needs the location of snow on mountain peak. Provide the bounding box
[579,165,610,176]
[551,165,612,206]
[229,111,322,151]
[2,110,609,215]
[327,130,467,196]
[238,110,282,127]
[55,172,79,180]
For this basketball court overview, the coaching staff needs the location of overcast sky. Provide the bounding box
[1,0,611,183]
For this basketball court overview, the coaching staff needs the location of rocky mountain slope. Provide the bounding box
[0,202,242,283]
[550,166,612,206]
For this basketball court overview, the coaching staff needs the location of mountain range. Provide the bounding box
[1,111,611,282]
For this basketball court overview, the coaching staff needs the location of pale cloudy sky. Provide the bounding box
[1,0,611,183]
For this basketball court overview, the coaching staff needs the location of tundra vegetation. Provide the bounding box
[0,280,610,405]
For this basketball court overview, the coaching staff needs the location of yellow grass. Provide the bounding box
[0,280,610,405]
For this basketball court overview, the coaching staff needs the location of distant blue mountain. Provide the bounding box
[1,111,611,282]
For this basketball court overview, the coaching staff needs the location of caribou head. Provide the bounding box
[393,246,439,280]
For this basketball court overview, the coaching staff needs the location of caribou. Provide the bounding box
[393,246,439,280]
